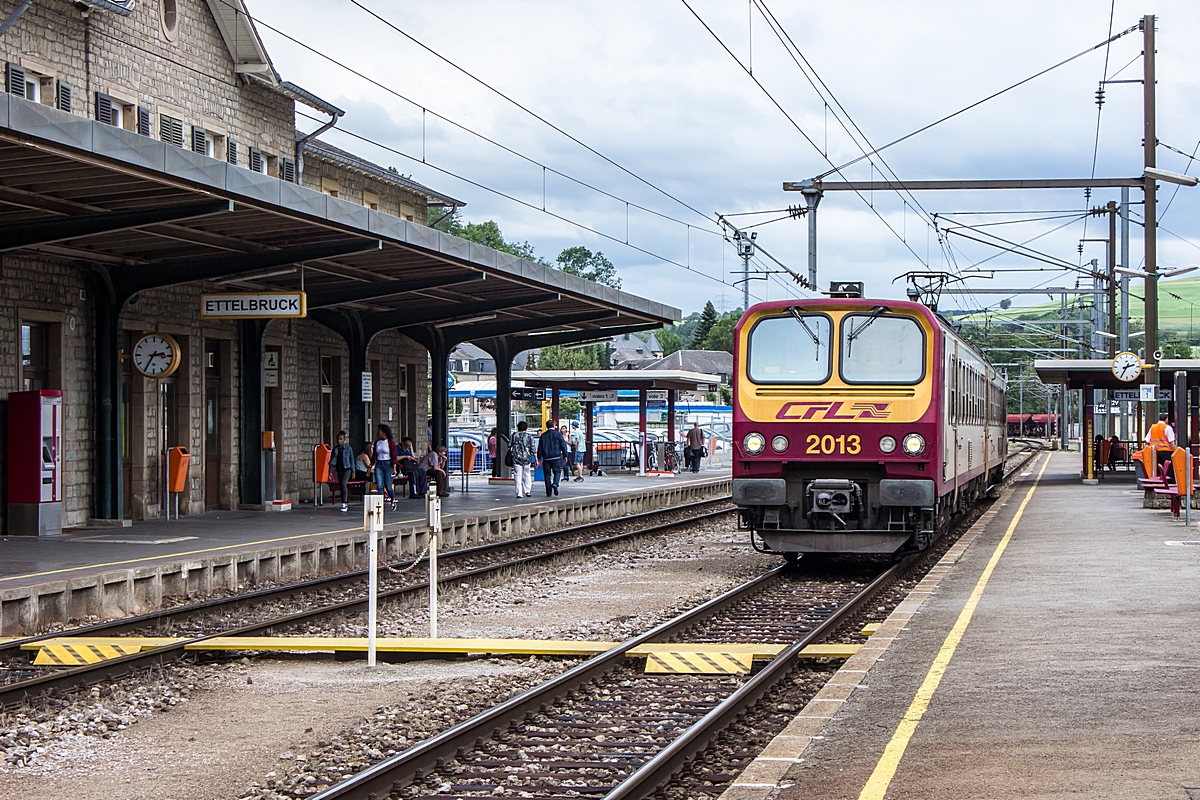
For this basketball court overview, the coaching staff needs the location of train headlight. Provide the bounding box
[743,432,766,455]
[771,435,789,453]
[879,435,897,454]
[901,433,926,456]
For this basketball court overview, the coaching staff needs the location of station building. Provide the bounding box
[0,0,677,533]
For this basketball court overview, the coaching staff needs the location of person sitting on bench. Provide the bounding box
[397,436,426,498]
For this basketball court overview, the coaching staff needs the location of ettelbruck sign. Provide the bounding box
[200,292,307,319]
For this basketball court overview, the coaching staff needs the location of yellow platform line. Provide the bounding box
[858,454,1049,800]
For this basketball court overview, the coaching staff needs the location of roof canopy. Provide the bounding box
[515,370,721,392]
[0,97,678,350]
[1035,359,1200,390]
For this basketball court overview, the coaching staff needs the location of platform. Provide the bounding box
[0,471,729,635]
[724,451,1200,800]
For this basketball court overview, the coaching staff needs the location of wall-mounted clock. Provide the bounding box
[1111,351,1143,382]
[131,333,182,378]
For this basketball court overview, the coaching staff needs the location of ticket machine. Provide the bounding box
[7,390,62,535]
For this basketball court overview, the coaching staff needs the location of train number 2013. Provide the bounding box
[805,434,861,455]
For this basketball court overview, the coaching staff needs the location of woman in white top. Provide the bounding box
[372,424,398,510]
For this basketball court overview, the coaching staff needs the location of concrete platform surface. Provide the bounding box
[0,471,728,635]
[770,451,1200,799]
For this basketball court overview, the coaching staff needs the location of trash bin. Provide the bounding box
[314,444,331,505]
[167,446,190,519]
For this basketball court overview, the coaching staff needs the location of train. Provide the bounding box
[731,285,1007,557]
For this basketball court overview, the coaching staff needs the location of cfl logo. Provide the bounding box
[775,401,891,421]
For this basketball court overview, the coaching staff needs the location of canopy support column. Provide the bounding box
[638,388,648,476]
[238,320,267,506]
[91,268,123,521]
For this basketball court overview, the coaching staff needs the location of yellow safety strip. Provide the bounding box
[858,454,1049,800]
[33,642,144,666]
[644,650,754,674]
[20,637,181,651]
[186,636,622,656]
[797,643,862,659]
[861,623,881,636]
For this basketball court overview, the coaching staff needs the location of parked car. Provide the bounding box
[446,431,489,472]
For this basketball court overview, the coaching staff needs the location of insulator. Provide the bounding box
[1095,85,1105,107]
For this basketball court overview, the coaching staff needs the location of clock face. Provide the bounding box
[1111,351,1142,382]
[132,333,181,378]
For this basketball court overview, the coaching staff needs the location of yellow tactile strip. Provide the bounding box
[716,459,1037,800]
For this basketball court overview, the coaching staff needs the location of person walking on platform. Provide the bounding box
[510,421,537,498]
[538,424,570,497]
[685,421,705,473]
[1145,412,1177,471]
[332,430,355,512]
[372,424,399,512]
[569,422,584,482]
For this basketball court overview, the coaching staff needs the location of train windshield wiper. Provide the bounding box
[788,307,822,361]
[845,306,888,357]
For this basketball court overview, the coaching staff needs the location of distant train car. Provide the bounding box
[732,289,1007,557]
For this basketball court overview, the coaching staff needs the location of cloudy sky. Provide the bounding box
[252,0,1200,318]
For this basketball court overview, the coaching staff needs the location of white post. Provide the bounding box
[426,492,442,639]
[365,494,384,667]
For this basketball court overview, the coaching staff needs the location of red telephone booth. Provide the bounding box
[7,390,62,535]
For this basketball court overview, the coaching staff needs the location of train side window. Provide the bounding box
[746,313,832,384]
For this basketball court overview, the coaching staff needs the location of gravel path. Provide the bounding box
[0,516,772,800]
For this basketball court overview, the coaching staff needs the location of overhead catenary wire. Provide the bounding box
[294,110,752,295]
[343,0,720,232]
[811,21,1141,180]
[221,0,722,239]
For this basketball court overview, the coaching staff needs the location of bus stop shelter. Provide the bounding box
[514,370,722,475]
[1034,359,1200,482]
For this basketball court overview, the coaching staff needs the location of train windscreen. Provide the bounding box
[840,314,925,383]
[746,313,831,383]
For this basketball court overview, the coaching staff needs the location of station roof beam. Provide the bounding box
[0,199,233,252]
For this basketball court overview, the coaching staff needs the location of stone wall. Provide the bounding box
[0,0,296,170]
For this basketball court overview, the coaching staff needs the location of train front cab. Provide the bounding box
[732,300,940,556]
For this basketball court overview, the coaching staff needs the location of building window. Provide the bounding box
[136,106,152,136]
[160,0,180,42]
[320,177,340,198]
[400,203,415,222]
[280,157,296,183]
[55,81,72,113]
[191,126,215,158]
[160,114,184,148]
[363,190,380,211]
[226,139,238,165]
[248,147,265,174]
[20,322,48,391]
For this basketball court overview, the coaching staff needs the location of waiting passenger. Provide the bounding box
[1108,434,1124,471]
[397,437,426,498]
[331,430,355,512]
[355,446,372,481]
[419,444,450,498]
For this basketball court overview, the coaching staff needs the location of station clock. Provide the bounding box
[131,332,182,378]
[1111,351,1143,382]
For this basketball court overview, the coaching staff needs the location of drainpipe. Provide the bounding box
[0,1,34,38]
[295,108,342,185]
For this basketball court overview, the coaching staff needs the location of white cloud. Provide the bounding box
[253,0,1200,316]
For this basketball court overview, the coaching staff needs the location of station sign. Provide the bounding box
[1136,385,1173,402]
[263,351,279,388]
[647,390,669,401]
[361,371,373,402]
[200,292,307,319]
[1111,390,1140,401]
[510,387,545,401]
[579,390,618,402]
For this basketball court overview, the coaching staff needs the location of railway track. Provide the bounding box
[0,497,733,709]
[303,444,1045,800]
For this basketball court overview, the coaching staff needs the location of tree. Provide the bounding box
[430,211,548,264]
[700,315,737,354]
[656,326,685,355]
[536,344,605,370]
[691,302,718,348]
[556,246,621,288]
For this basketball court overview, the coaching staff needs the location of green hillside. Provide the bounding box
[958,274,1200,342]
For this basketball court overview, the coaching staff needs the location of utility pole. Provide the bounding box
[1107,201,1117,358]
[734,230,756,312]
[1120,185,1131,441]
[1143,14,1158,425]
[800,183,822,286]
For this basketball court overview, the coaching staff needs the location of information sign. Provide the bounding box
[200,292,307,319]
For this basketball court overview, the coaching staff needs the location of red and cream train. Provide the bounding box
[732,287,1007,557]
